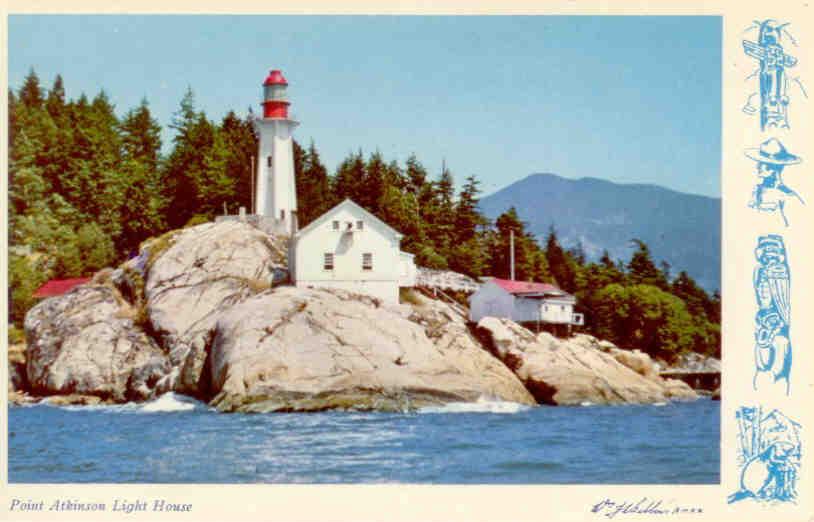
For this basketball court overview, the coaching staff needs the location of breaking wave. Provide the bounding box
[419,396,531,414]
[43,392,206,413]
[139,392,201,412]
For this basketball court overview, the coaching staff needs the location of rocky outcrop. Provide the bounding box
[415,268,480,293]
[669,352,721,373]
[208,287,534,412]
[8,343,27,392]
[476,317,697,405]
[132,222,289,394]
[24,285,170,402]
[18,220,701,412]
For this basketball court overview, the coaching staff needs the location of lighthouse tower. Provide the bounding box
[255,69,299,233]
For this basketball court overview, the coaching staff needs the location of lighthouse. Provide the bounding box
[254,69,299,233]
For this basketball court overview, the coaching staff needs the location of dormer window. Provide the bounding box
[332,220,339,231]
[356,220,364,230]
[346,222,353,231]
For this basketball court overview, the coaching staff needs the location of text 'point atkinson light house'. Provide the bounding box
[255,69,299,233]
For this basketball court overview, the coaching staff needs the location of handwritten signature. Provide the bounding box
[591,498,703,518]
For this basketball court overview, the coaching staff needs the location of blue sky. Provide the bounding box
[8,15,721,197]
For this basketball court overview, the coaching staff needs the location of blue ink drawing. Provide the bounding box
[728,407,801,504]
[747,138,804,226]
[753,235,792,394]
[742,20,806,131]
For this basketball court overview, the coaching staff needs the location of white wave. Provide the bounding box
[139,392,199,412]
[653,401,668,407]
[41,392,205,413]
[580,401,593,407]
[419,396,531,414]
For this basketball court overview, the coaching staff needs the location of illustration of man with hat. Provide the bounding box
[747,138,804,226]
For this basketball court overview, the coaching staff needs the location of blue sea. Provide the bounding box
[8,394,719,484]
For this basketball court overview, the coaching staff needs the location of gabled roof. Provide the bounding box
[33,278,91,298]
[491,278,569,297]
[295,198,403,240]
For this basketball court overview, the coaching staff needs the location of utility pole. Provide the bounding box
[510,229,515,281]
[250,155,255,215]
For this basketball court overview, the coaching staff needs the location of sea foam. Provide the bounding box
[419,396,531,414]
[139,392,200,412]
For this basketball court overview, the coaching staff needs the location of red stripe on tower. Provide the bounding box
[262,69,290,119]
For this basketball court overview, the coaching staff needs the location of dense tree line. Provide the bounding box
[8,70,720,361]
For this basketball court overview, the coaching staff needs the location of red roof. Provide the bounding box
[491,278,565,296]
[33,278,91,298]
[263,69,288,86]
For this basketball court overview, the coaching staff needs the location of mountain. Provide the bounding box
[479,173,721,291]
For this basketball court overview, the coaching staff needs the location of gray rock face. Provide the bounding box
[24,285,170,401]
[415,268,480,293]
[476,317,697,405]
[208,287,534,412]
[140,222,289,394]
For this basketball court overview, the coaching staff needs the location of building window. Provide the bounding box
[324,253,334,271]
[561,305,566,311]
[362,253,373,271]
[357,220,364,230]
[332,220,339,231]
[267,156,272,167]
[281,209,285,220]
[544,305,548,312]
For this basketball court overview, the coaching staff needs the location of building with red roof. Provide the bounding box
[32,278,91,298]
[469,277,584,326]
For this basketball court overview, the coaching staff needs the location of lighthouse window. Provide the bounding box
[267,156,272,167]
[323,253,334,271]
[362,253,373,271]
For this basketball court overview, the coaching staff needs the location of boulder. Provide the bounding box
[24,285,170,402]
[208,287,535,412]
[138,221,289,394]
[476,318,698,405]
[8,342,27,392]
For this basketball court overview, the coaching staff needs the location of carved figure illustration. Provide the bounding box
[752,235,792,394]
[746,138,804,226]
[742,20,805,130]
[729,407,801,504]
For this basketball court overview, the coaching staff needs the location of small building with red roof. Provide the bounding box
[32,278,91,299]
[468,277,584,326]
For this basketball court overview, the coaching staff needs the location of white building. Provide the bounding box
[290,199,417,303]
[469,277,584,326]
[254,69,298,233]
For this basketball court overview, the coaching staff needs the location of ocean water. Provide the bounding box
[8,394,719,484]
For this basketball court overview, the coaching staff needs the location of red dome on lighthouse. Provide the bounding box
[261,68,291,119]
[263,69,288,86]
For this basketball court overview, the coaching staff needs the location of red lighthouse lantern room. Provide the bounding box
[262,69,290,119]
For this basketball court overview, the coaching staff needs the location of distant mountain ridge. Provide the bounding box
[479,173,721,291]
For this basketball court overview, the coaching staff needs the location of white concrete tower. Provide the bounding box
[254,69,299,232]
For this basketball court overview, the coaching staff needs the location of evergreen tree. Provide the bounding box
[545,226,577,292]
[627,239,668,289]
[296,141,331,226]
[45,74,66,119]
[19,68,44,108]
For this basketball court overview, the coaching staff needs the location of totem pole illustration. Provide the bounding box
[752,235,792,394]
[742,20,803,130]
